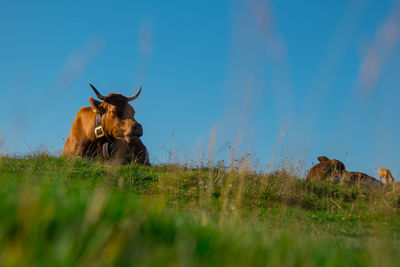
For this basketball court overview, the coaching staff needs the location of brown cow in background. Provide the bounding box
[62,84,149,164]
[378,168,395,184]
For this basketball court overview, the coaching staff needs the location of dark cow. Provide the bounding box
[62,84,149,164]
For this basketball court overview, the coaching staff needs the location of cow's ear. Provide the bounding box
[89,97,104,113]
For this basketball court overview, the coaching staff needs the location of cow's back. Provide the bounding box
[306,163,326,181]
[62,107,96,157]
[343,171,382,187]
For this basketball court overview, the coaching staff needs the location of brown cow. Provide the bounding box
[307,156,382,187]
[62,84,149,164]
[378,168,395,184]
[306,156,346,182]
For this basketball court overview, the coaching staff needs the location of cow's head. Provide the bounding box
[88,84,143,143]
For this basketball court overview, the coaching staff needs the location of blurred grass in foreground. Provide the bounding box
[0,156,400,266]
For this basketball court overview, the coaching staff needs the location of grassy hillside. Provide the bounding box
[0,156,400,266]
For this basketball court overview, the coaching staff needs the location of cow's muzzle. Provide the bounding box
[125,123,143,143]
[132,123,143,137]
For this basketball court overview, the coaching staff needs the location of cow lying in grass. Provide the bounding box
[307,156,382,187]
[378,168,395,184]
[62,84,149,165]
[306,156,346,182]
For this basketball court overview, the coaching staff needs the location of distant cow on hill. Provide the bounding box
[307,156,382,187]
[62,84,149,164]
[378,168,395,184]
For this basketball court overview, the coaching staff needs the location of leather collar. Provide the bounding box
[95,113,116,160]
[94,113,105,139]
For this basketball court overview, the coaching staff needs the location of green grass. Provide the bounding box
[0,156,400,266]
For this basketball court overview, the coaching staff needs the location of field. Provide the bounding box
[1,156,400,266]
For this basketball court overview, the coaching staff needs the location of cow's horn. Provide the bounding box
[126,86,142,102]
[90,83,105,100]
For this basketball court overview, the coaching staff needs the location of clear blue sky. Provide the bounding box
[1,0,400,178]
